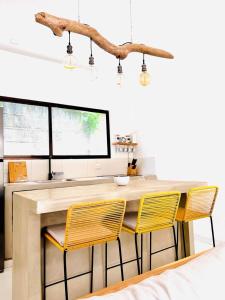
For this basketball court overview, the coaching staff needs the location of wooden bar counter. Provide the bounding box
[12,178,206,300]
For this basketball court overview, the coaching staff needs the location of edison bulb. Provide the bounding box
[116,62,124,86]
[89,56,98,81]
[89,65,98,81]
[139,71,150,86]
[116,73,124,86]
[64,54,76,70]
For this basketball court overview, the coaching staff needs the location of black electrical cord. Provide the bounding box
[119,41,132,46]
[68,31,71,45]
[143,53,145,64]
[90,38,93,57]
[67,31,73,54]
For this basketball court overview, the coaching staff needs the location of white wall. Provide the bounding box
[134,0,225,244]
[1,0,225,242]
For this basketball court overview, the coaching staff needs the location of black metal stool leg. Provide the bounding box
[63,251,69,300]
[117,237,124,281]
[181,221,187,257]
[149,232,152,270]
[90,246,94,293]
[134,233,140,275]
[141,234,143,274]
[176,222,179,259]
[210,216,216,247]
[105,243,108,287]
[43,235,46,300]
[172,225,178,261]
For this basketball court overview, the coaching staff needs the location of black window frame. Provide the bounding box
[0,96,111,160]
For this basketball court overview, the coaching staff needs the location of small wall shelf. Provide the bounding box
[112,142,138,153]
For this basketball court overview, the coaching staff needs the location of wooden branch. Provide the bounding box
[35,12,174,60]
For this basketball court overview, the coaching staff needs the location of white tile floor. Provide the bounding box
[0,265,12,300]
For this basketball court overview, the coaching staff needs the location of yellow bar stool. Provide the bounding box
[176,186,218,257]
[43,199,126,300]
[122,191,181,274]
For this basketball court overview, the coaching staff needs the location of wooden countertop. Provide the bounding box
[14,178,206,214]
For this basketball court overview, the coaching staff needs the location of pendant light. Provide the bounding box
[89,38,98,81]
[116,58,124,86]
[64,31,76,70]
[36,0,174,82]
[139,54,150,86]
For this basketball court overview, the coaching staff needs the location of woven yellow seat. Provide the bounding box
[45,200,126,251]
[176,186,218,223]
[43,199,126,300]
[176,208,209,222]
[123,191,181,234]
[122,191,181,274]
[123,212,178,233]
[176,186,218,258]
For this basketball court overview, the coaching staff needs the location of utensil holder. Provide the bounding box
[127,166,137,176]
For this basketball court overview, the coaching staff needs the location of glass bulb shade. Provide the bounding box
[116,73,124,86]
[139,71,150,86]
[89,64,98,81]
[64,53,76,70]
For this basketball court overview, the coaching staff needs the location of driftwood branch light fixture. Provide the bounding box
[35,12,173,60]
[35,2,174,86]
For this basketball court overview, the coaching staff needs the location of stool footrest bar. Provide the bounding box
[151,245,176,255]
[107,257,142,271]
[45,270,92,288]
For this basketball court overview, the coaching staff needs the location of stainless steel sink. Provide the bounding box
[25,179,66,184]
[14,176,114,185]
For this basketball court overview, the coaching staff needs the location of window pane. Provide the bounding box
[3,102,49,156]
[52,107,108,156]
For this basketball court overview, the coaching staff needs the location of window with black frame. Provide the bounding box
[52,107,109,157]
[0,98,111,159]
[2,101,49,157]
